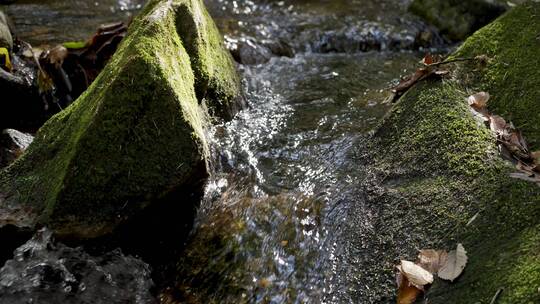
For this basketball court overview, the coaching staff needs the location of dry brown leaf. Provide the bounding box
[417,249,448,274]
[397,260,434,289]
[532,151,540,161]
[489,115,507,135]
[438,244,468,282]
[468,92,490,110]
[397,274,422,304]
[46,45,69,69]
[393,68,431,94]
[422,54,435,65]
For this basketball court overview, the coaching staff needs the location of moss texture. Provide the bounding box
[409,0,507,41]
[366,2,540,303]
[0,0,240,239]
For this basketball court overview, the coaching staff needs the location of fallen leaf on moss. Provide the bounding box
[397,273,422,304]
[390,54,449,102]
[438,243,468,282]
[532,151,540,161]
[489,115,507,135]
[468,92,490,110]
[397,260,434,289]
[417,249,448,274]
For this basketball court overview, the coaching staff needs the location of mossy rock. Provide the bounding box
[365,2,540,303]
[409,0,507,41]
[0,11,12,50]
[0,0,240,239]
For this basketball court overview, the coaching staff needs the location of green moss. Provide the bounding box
[0,0,240,239]
[366,2,540,302]
[173,0,242,119]
[451,2,540,149]
[409,0,507,41]
[373,80,495,178]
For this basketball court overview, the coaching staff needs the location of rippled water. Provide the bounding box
[1,0,432,303]
[4,0,144,45]
[0,228,155,304]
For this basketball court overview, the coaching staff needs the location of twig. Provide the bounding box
[428,57,478,68]
[489,288,503,304]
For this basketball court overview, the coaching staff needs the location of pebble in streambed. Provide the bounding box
[0,228,156,304]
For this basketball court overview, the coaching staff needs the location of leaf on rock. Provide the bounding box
[489,115,507,135]
[468,92,490,110]
[438,244,468,282]
[417,249,448,274]
[397,260,434,289]
[43,45,69,69]
[421,53,443,66]
[532,151,540,162]
[397,273,422,304]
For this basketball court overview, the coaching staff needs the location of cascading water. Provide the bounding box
[0,0,442,303]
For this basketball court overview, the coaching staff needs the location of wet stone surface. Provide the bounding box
[0,228,156,304]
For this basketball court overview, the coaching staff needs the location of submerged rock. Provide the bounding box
[0,0,241,239]
[357,2,540,302]
[409,0,507,41]
[0,228,155,304]
[227,36,294,65]
[0,129,33,168]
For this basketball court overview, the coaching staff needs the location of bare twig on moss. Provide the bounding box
[489,288,504,304]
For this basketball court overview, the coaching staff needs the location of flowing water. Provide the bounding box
[0,0,439,303]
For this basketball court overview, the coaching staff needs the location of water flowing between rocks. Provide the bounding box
[0,0,445,303]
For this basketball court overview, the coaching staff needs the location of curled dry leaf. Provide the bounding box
[532,151,540,161]
[438,244,468,282]
[417,249,448,274]
[489,115,507,135]
[44,45,69,69]
[468,92,490,110]
[421,53,443,66]
[397,273,422,304]
[397,260,434,289]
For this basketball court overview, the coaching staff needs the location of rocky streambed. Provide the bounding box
[0,0,539,304]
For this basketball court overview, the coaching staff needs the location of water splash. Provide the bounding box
[0,228,155,304]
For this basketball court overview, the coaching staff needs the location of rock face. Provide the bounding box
[0,11,12,50]
[0,129,33,169]
[409,0,507,41]
[0,0,241,239]
[362,2,540,303]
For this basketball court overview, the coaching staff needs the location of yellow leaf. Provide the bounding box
[0,47,12,71]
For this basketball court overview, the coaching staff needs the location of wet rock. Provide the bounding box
[360,2,540,303]
[227,36,294,65]
[297,19,445,53]
[0,129,33,168]
[0,0,241,239]
[0,11,12,50]
[0,228,156,304]
[409,0,507,41]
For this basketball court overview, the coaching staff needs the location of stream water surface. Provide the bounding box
[0,0,435,303]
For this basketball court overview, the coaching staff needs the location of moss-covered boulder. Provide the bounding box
[0,0,240,239]
[363,2,540,303]
[409,0,507,41]
[0,11,12,50]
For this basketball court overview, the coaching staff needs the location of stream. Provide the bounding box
[1,0,441,303]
